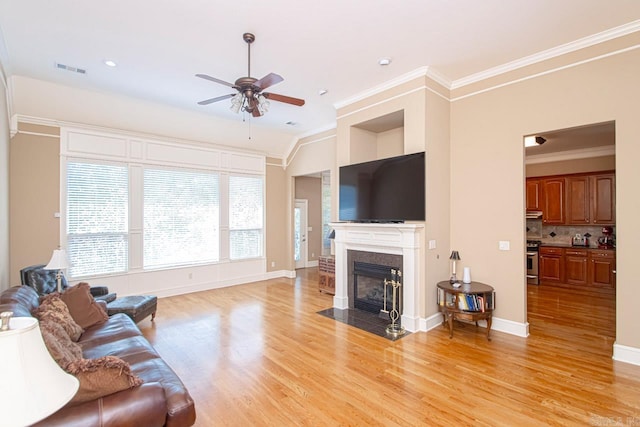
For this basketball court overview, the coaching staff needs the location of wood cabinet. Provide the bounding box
[566,173,615,225]
[564,248,589,285]
[590,249,616,287]
[590,173,616,224]
[529,171,615,225]
[540,246,616,288]
[566,176,590,224]
[539,246,565,284]
[541,178,565,224]
[318,256,335,295]
[526,179,542,211]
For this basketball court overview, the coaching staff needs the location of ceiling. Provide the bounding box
[1,1,639,157]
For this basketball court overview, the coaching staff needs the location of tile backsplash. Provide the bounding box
[526,219,615,247]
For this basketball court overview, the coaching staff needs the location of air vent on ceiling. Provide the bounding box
[55,62,87,74]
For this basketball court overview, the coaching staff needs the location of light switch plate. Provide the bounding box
[428,240,436,249]
[499,241,510,251]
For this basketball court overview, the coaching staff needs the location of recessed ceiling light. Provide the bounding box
[104,60,117,67]
[318,89,328,96]
[378,57,392,66]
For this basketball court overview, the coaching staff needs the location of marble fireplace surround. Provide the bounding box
[330,222,425,332]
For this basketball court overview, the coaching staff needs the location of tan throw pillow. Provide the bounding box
[34,294,84,341]
[39,320,83,369]
[60,282,108,329]
[66,356,143,404]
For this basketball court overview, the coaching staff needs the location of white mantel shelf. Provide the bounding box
[330,222,425,332]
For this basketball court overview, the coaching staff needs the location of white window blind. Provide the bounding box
[66,161,128,278]
[229,175,263,260]
[144,168,219,269]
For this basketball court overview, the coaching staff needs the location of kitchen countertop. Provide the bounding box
[540,242,615,250]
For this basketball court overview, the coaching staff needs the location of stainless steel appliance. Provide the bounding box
[526,240,540,285]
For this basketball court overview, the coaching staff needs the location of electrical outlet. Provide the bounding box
[271,261,275,267]
[311,253,315,257]
[188,272,193,279]
[499,241,510,251]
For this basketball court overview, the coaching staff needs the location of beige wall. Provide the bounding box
[265,158,289,272]
[9,124,60,284]
[0,76,9,289]
[286,130,337,271]
[526,155,615,177]
[450,38,640,349]
[336,75,451,321]
[294,176,322,263]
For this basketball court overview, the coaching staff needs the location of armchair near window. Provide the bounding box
[20,264,117,303]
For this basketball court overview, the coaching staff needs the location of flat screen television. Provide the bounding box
[339,152,425,222]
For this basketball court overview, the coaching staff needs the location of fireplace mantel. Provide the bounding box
[330,222,425,332]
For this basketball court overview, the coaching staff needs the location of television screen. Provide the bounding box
[339,152,425,222]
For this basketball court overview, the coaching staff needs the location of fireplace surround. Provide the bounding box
[330,222,425,332]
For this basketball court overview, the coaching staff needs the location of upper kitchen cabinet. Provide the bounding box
[526,179,542,211]
[541,178,565,224]
[590,173,615,224]
[566,172,615,225]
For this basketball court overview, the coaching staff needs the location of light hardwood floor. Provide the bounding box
[138,269,640,426]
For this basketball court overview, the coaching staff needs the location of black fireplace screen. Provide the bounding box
[353,261,401,314]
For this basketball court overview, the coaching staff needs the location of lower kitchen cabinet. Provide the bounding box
[590,250,616,287]
[540,246,615,288]
[565,248,589,286]
[539,247,564,284]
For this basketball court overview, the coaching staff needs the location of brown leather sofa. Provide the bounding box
[0,285,196,427]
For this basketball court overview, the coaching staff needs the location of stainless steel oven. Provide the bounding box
[526,240,540,285]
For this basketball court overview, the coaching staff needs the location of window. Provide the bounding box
[229,175,263,260]
[143,168,219,268]
[66,161,128,277]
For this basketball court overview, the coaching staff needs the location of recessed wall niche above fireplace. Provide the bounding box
[330,222,425,332]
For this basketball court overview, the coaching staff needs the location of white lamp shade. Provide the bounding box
[44,249,70,271]
[0,317,79,426]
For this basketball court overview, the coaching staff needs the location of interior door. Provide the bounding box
[294,199,308,269]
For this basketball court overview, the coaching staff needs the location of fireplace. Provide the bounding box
[348,251,402,316]
[331,222,424,332]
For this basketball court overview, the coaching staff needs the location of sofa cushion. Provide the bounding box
[34,294,84,341]
[39,320,83,368]
[66,355,143,404]
[60,282,108,329]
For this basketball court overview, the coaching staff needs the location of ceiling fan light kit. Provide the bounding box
[196,33,305,118]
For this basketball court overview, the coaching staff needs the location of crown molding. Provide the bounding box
[452,19,640,89]
[333,66,448,110]
[525,145,615,165]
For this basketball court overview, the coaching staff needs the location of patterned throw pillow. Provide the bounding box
[39,319,83,369]
[34,294,84,341]
[66,356,143,403]
[60,283,108,329]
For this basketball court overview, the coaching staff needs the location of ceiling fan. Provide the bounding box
[196,33,305,117]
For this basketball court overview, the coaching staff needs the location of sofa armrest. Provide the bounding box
[89,286,109,297]
[33,382,168,427]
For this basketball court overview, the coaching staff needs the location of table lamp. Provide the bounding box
[0,313,79,426]
[449,250,461,283]
[44,248,70,293]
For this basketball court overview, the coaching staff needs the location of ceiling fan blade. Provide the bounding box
[253,73,283,90]
[195,74,235,88]
[197,93,235,105]
[263,92,305,106]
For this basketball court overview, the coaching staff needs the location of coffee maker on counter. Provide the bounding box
[597,226,615,249]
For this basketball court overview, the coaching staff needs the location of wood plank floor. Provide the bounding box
[138,269,640,426]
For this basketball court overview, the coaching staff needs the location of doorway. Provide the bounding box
[294,199,308,269]
[524,121,616,341]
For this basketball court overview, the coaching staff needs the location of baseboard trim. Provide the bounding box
[613,343,640,366]
[423,313,529,338]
